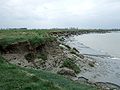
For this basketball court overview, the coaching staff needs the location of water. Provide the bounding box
[65,31,120,86]
[71,31,120,58]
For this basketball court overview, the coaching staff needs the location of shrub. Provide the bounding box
[61,58,80,73]
[24,53,36,62]
[37,53,47,60]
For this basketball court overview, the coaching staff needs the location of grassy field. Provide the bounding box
[0,29,99,90]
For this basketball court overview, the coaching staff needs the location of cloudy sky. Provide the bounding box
[0,0,120,29]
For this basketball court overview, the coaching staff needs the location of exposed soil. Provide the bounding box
[1,41,64,70]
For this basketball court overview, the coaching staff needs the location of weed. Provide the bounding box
[24,53,35,62]
[37,53,47,60]
[61,58,80,73]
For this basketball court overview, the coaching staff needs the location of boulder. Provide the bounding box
[79,54,84,59]
[88,61,95,67]
[78,77,89,83]
[57,67,76,77]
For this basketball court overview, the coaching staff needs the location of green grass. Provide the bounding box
[0,56,98,90]
[0,30,54,48]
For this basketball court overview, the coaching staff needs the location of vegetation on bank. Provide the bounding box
[61,58,80,73]
[0,56,98,90]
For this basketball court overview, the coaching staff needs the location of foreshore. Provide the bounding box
[64,31,120,89]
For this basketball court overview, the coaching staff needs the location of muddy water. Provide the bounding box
[65,31,120,86]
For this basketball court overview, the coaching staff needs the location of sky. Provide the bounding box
[0,0,120,29]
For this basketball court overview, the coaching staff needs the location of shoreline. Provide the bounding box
[64,32,120,87]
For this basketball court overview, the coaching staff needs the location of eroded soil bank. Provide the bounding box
[0,39,119,90]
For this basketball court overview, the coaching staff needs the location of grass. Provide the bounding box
[61,58,80,73]
[0,56,98,90]
[0,30,54,48]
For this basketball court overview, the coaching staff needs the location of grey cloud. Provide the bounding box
[0,0,120,29]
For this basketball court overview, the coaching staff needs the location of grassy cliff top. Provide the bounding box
[0,30,54,48]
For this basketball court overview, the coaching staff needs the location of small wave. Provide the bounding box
[110,57,120,60]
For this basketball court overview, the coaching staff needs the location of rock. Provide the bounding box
[88,61,95,67]
[18,63,21,65]
[79,54,84,59]
[73,47,79,53]
[59,44,68,50]
[78,77,89,83]
[95,82,120,90]
[57,67,76,77]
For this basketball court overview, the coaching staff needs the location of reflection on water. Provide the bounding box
[73,31,120,58]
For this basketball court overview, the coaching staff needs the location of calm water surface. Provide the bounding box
[73,31,120,58]
[66,31,120,85]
